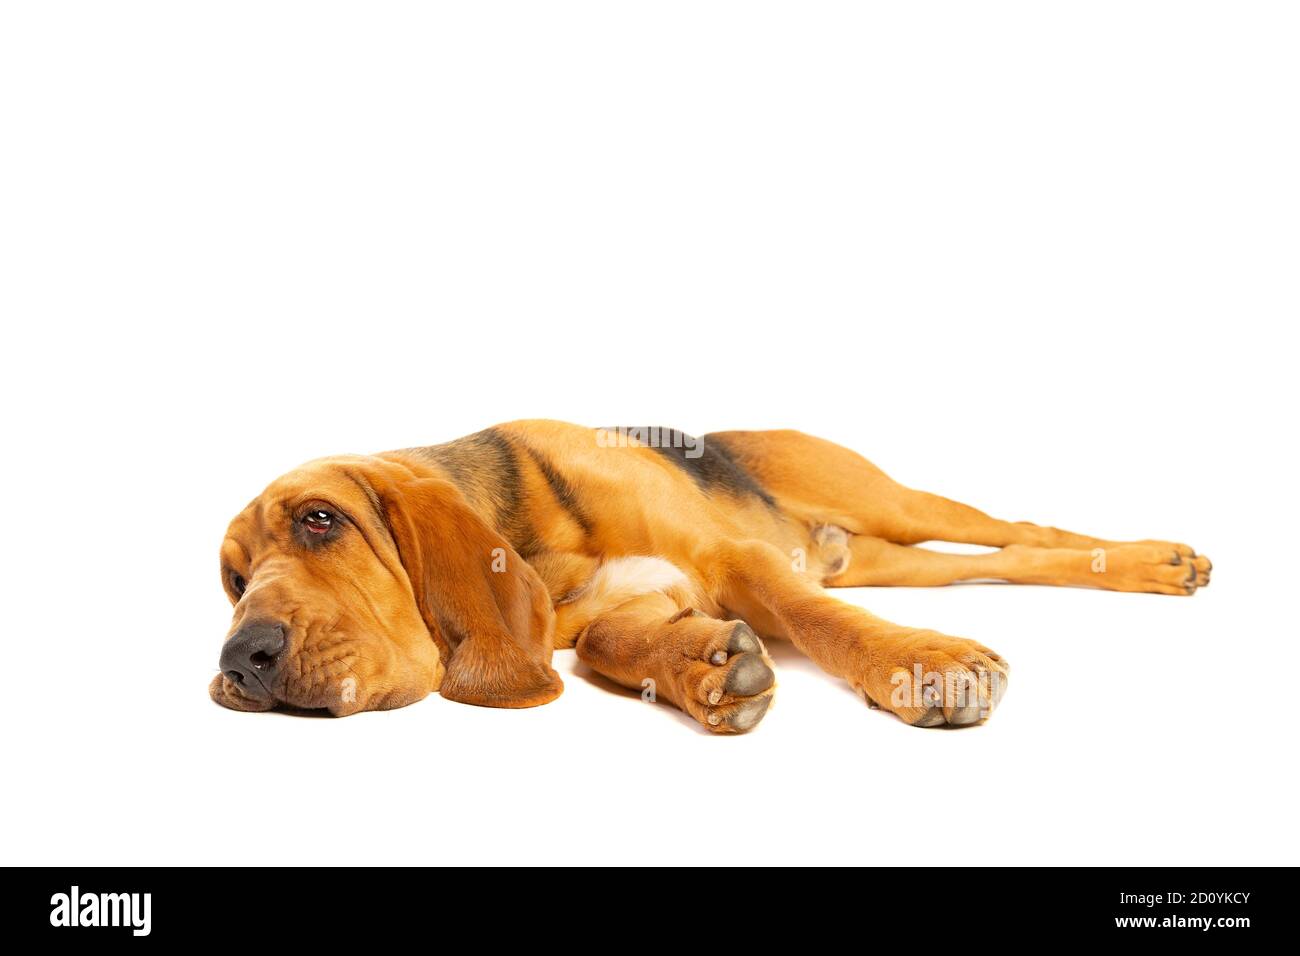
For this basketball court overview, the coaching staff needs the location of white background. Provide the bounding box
[2,2,1296,866]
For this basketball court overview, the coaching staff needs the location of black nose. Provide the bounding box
[220,621,286,698]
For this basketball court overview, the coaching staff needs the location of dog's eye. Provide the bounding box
[302,510,334,534]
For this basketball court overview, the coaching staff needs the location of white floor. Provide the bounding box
[10,556,1289,866]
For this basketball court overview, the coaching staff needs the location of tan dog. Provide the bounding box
[213,421,1210,730]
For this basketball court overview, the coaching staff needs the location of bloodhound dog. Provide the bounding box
[213,421,1210,730]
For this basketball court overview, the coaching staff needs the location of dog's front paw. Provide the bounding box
[660,619,777,734]
[853,631,1008,728]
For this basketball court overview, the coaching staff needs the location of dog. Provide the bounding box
[212,421,1210,730]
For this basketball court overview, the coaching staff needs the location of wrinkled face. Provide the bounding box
[212,457,444,716]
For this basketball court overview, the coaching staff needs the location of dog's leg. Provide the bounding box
[709,539,1008,727]
[825,535,1210,595]
[575,592,777,734]
[863,485,1204,559]
[710,429,1203,558]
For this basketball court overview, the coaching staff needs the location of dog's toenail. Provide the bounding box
[710,651,727,666]
[1171,553,1181,565]
[709,689,722,705]
[708,713,721,725]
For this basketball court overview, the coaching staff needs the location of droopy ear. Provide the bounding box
[381,475,562,708]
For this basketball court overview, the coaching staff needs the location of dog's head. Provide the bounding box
[211,455,561,716]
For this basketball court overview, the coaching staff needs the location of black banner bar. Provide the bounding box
[7,867,1288,944]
